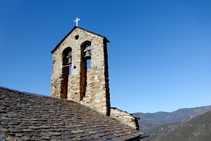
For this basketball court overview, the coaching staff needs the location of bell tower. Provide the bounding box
[50,26,110,115]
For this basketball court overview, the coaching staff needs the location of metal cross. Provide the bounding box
[74,17,80,26]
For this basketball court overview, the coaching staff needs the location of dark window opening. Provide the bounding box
[75,35,79,40]
[63,48,72,67]
[80,41,91,100]
[61,47,72,99]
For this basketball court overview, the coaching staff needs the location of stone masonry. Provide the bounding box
[110,107,140,130]
[50,26,110,116]
[50,26,139,130]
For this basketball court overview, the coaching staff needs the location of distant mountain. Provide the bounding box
[142,110,211,141]
[133,105,211,131]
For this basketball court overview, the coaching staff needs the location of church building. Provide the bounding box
[0,18,148,141]
[50,22,140,130]
[50,26,110,116]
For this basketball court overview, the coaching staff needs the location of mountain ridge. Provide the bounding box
[133,105,211,131]
[142,110,211,141]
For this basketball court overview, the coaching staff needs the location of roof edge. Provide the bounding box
[51,26,109,54]
[0,86,48,98]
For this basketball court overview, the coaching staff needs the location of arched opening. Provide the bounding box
[80,41,91,100]
[61,47,72,99]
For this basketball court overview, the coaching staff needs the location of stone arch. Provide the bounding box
[61,47,72,99]
[80,41,91,100]
[62,47,72,66]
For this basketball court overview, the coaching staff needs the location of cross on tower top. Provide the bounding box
[74,17,80,26]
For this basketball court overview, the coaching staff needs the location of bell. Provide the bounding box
[67,56,72,65]
[84,51,91,59]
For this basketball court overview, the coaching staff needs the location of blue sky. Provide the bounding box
[0,0,211,113]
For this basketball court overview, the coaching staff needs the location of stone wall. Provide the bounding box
[50,27,110,116]
[50,27,142,131]
[110,107,140,130]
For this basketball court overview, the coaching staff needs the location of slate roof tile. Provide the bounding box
[0,86,143,140]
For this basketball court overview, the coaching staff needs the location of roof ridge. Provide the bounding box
[0,86,48,98]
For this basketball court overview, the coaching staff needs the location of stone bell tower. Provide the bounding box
[50,26,110,116]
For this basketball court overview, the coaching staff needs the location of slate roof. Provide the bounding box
[51,26,110,54]
[0,86,143,141]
